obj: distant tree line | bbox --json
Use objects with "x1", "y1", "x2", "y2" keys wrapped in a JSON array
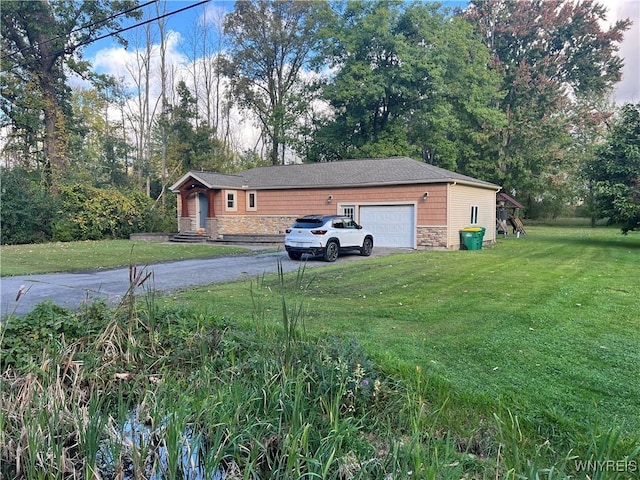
[{"x1": 1, "y1": 0, "x2": 637, "y2": 244}]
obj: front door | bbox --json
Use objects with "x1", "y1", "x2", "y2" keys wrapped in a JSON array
[{"x1": 197, "y1": 193, "x2": 208, "y2": 229}]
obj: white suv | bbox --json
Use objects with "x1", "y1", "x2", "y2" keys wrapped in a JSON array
[{"x1": 284, "y1": 215, "x2": 374, "y2": 262}]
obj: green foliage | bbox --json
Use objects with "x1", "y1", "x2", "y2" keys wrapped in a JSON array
[
  {"x1": 68, "y1": 86, "x2": 131, "y2": 188},
  {"x1": 0, "y1": 300, "x2": 107, "y2": 370},
  {"x1": 0, "y1": 0, "x2": 142, "y2": 186},
  {"x1": 177, "y1": 227, "x2": 640, "y2": 449},
  {"x1": 157, "y1": 80, "x2": 234, "y2": 174},
  {"x1": 2, "y1": 231, "x2": 639, "y2": 478},
  {"x1": 0, "y1": 168, "x2": 57, "y2": 244},
  {"x1": 224, "y1": 0, "x2": 327, "y2": 165},
  {"x1": 588, "y1": 103, "x2": 640, "y2": 233},
  {"x1": 309, "y1": 1, "x2": 505, "y2": 172},
  {"x1": 463, "y1": 0, "x2": 631, "y2": 212},
  {"x1": 52, "y1": 184, "x2": 155, "y2": 241}
]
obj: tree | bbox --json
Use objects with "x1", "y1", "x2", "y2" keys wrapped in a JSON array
[
  {"x1": 308, "y1": 0, "x2": 504, "y2": 172},
  {"x1": 68, "y1": 85, "x2": 130, "y2": 188},
  {"x1": 0, "y1": 0, "x2": 141, "y2": 187},
  {"x1": 587, "y1": 103, "x2": 640, "y2": 233},
  {"x1": 157, "y1": 80, "x2": 232, "y2": 175},
  {"x1": 223, "y1": 0, "x2": 327, "y2": 165},
  {"x1": 462, "y1": 0, "x2": 631, "y2": 212}
]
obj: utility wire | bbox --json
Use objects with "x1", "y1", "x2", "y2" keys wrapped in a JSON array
[
  {"x1": 68, "y1": 0, "x2": 210, "y2": 52},
  {"x1": 0, "y1": 0, "x2": 156, "y2": 62},
  {"x1": 1, "y1": 0, "x2": 211, "y2": 73}
]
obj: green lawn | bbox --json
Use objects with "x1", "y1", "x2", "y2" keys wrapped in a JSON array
[
  {"x1": 2, "y1": 227, "x2": 638, "y2": 459},
  {"x1": 0, "y1": 239, "x2": 256, "y2": 276},
  {"x1": 165, "y1": 226, "x2": 640, "y2": 448}
]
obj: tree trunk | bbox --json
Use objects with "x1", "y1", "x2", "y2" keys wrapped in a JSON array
[{"x1": 35, "y1": 4, "x2": 68, "y2": 188}]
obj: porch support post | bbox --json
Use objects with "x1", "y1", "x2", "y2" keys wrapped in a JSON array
[
  {"x1": 208, "y1": 190, "x2": 215, "y2": 217},
  {"x1": 180, "y1": 189, "x2": 189, "y2": 217}
]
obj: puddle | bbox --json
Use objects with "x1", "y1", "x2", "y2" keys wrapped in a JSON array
[{"x1": 98, "y1": 412, "x2": 224, "y2": 479}]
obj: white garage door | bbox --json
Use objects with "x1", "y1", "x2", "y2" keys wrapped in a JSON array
[{"x1": 359, "y1": 205, "x2": 415, "y2": 248}]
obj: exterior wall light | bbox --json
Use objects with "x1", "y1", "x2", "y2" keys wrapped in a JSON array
[
  {"x1": 327, "y1": 195, "x2": 333, "y2": 203},
  {"x1": 422, "y1": 192, "x2": 429, "y2": 200}
]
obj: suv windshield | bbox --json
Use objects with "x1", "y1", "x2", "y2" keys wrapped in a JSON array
[{"x1": 292, "y1": 218, "x2": 324, "y2": 228}]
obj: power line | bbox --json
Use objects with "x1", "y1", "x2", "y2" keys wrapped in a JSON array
[
  {"x1": 1, "y1": 0, "x2": 211, "y2": 73},
  {"x1": 68, "y1": 0, "x2": 211, "y2": 52}
]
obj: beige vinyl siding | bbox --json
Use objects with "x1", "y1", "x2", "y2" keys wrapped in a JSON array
[{"x1": 447, "y1": 184, "x2": 497, "y2": 248}]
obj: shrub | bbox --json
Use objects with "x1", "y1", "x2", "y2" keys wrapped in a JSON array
[
  {"x1": 0, "y1": 168, "x2": 57, "y2": 244},
  {"x1": 0, "y1": 300, "x2": 108, "y2": 371},
  {"x1": 53, "y1": 184, "x2": 155, "y2": 241}
]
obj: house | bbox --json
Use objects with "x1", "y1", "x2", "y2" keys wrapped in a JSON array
[{"x1": 169, "y1": 157, "x2": 501, "y2": 249}]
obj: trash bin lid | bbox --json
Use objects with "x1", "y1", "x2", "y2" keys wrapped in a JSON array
[{"x1": 460, "y1": 227, "x2": 483, "y2": 232}]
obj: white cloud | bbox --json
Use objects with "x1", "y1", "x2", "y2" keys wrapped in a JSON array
[
  {"x1": 200, "y1": 4, "x2": 228, "y2": 30},
  {"x1": 91, "y1": 30, "x2": 188, "y2": 86},
  {"x1": 600, "y1": 0, "x2": 640, "y2": 103}
]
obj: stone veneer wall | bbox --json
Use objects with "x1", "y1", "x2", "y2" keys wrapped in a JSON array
[
  {"x1": 179, "y1": 217, "x2": 194, "y2": 232},
  {"x1": 215, "y1": 215, "x2": 297, "y2": 238},
  {"x1": 416, "y1": 226, "x2": 448, "y2": 249},
  {"x1": 181, "y1": 217, "x2": 453, "y2": 249}
]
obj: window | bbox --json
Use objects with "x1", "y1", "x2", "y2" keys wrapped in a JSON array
[
  {"x1": 470, "y1": 205, "x2": 479, "y2": 225},
  {"x1": 341, "y1": 206, "x2": 355, "y2": 219},
  {"x1": 247, "y1": 191, "x2": 257, "y2": 211},
  {"x1": 225, "y1": 190, "x2": 237, "y2": 211},
  {"x1": 344, "y1": 218, "x2": 357, "y2": 229}
]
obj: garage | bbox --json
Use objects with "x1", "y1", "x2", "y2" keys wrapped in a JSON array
[{"x1": 359, "y1": 205, "x2": 415, "y2": 248}]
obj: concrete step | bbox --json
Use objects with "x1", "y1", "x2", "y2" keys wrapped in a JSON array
[{"x1": 170, "y1": 231, "x2": 210, "y2": 243}]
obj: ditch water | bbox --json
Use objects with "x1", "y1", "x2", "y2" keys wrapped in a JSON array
[{"x1": 97, "y1": 412, "x2": 224, "y2": 480}]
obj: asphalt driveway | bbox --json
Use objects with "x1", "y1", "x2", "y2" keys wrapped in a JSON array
[{"x1": 1, "y1": 248, "x2": 401, "y2": 317}]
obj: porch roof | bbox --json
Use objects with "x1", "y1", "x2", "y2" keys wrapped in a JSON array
[{"x1": 497, "y1": 192, "x2": 524, "y2": 209}]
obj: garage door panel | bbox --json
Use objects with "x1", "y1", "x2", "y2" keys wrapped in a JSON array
[{"x1": 360, "y1": 205, "x2": 414, "y2": 248}]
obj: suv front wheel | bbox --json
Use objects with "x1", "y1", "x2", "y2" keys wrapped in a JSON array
[
  {"x1": 360, "y1": 237, "x2": 373, "y2": 256},
  {"x1": 323, "y1": 240, "x2": 339, "y2": 262}
]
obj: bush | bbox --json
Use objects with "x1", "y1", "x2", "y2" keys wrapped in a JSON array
[
  {"x1": 53, "y1": 184, "x2": 156, "y2": 241},
  {"x1": 0, "y1": 168, "x2": 57, "y2": 244},
  {"x1": 1, "y1": 168, "x2": 175, "y2": 244},
  {"x1": 0, "y1": 300, "x2": 108, "y2": 371}
]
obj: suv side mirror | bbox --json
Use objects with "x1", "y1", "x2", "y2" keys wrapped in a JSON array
[{"x1": 356, "y1": 224, "x2": 362, "y2": 229}]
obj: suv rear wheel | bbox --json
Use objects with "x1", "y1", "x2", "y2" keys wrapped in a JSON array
[
  {"x1": 288, "y1": 251, "x2": 302, "y2": 260},
  {"x1": 323, "y1": 240, "x2": 339, "y2": 262}
]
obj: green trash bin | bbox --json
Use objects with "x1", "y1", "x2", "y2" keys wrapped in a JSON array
[{"x1": 460, "y1": 227, "x2": 486, "y2": 250}]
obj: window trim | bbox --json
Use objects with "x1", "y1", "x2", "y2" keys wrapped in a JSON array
[
  {"x1": 246, "y1": 191, "x2": 257, "y2": 211},
  {"x1": 225, "y1": 190, "x2": 237, "y2": 212}
]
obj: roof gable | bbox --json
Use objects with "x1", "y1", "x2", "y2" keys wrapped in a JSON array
[{"x1": 170, "y1": 157, "x2": 499, "y2": 191}]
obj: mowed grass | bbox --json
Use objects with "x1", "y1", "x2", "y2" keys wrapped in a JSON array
[
  {"x1": 0, "y1": 239, "x2": 255, "y2": 276},
  {"x1": 167, "y1": 226, "x2": 640, "y2": 450}
]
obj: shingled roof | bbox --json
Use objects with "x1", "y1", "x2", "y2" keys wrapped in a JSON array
[{"x1": 170, "y1": 157, "x2": 499, "y2": 191}]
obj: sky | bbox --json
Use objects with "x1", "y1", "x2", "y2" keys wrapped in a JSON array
[
  {"x1": 83, "y1": 0, "x2": 640, "y2": 105},
  {"x1": 604, "y1": 0, "x2": 640, "y2": 104}
]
